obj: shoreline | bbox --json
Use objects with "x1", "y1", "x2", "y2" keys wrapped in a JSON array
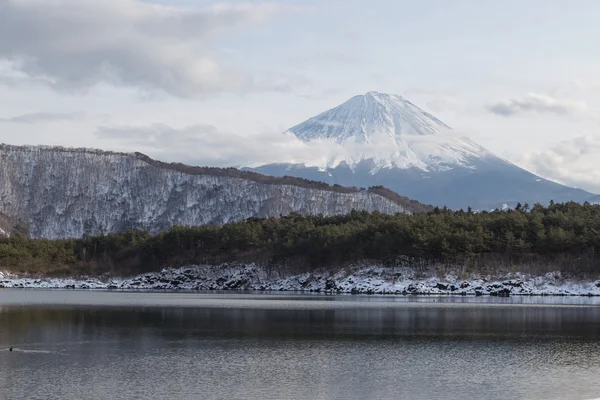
[{"x1": 2, "y1": 265, "x2": 600, "y2": 297}]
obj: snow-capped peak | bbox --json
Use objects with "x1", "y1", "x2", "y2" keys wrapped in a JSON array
[
  {"x1": 289, "y1": 91, "x2": 450, "y2": 144},
  {"x1": 285, "y1": 92, "x2": 494, "y2": 172}
]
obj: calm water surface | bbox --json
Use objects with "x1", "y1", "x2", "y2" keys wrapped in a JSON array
[{"x1": 1, "y1": 290, "x2": 600, "y2": 400}]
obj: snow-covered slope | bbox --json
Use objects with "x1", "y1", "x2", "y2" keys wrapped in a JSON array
[
  {"x1": 251, "y1": 92, "x2": 595, "y2": 209},
  {"x1": 288, "y1": 91, "x2": 492, "y2": 172},
  {"x1": 0, "y1": 144, "x2": 411, "y2": 239},
  {"x1": 291, "y1": 91, "x2": 449, "y2": 142}
]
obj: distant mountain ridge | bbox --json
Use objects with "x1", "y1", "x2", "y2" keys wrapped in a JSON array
[
  {"x1": 0, "y1": 143, "x2": 427, "y2": 239},
  {"x1": 249, "y1": 92, "x2": 596, "y2": 210},
  {"x1": 589, "y1": 195, "x2": 600, "y2": 205},
  {"x1": 132, "y1": 151, "x2": 431, "y2": 212}
]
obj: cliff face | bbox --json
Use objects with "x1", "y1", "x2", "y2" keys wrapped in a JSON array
[{"x1": 0, "y1": 144, "x2": 409, "y2": 239}]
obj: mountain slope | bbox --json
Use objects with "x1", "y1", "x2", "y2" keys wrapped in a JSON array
[
  {"x1": 250, "y1": 92, "x2": 595, "y2": 210},
  {"x1": 290, "y1": 91, "x2": 450, "y2": 142},
  {"x1": 288, "y1": 91, "x2": 492, "y2": 172},
  {"x1": 0, "y1": 144, "x2": 421, "y2": 239},
  {"x1": 589, "y1": 195, "x2": 600, "y2": 205}
]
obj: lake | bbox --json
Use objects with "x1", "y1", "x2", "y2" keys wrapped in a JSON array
[{"x1": 1, "y1": 290, "x2": 600, "y2": 400}]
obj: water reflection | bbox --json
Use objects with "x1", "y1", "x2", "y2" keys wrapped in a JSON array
[{"x1": 0, "y1": 292, "x2": 599, "y2": 400}]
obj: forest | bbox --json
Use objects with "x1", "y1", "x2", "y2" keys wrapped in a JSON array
[
  {"x1": 136, "y1": 153, "x2": 431, "y2": 212},
  {"x1": 0, "y1": 145, "x2": 430, "y2": 212},
  {"x1": 0, "y1": 201, "x2": 599, "y2": 277}
]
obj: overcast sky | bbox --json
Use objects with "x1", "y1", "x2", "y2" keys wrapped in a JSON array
[{"x1": 1, "y1": 0, "x2": 599, "y2": 193}]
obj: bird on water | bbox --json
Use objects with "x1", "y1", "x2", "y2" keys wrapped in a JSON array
[{"x1": 9, "y1": 346, "x2": 12, "y2": 352}]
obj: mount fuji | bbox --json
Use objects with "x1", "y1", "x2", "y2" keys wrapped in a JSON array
[{"x1": 249, "y1": 91, "x2": 595, "y2": 210}]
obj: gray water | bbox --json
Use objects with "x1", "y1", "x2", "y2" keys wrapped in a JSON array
[{"x1": 1, "y1": 291, "x2": 600, "y2": 400}]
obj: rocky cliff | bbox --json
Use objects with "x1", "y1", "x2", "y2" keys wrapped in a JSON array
[{"x1": 0, "y1": 144, "x2": 412, "y2": 239}]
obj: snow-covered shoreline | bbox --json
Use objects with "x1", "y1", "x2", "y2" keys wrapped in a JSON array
[{"x1": 2, "y1": 265, "x2": 600, "y2": 296}]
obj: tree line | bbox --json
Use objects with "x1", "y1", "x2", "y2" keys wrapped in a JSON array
[{"x1": 1, "y1": 201, "x2": 599, "y2": 277}]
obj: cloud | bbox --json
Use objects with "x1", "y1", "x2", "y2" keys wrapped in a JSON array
[
  {"x1": 0, "y1": 111, "x2": 85, "y2": 124},
  {"x1": 0, "y1": 0, "x2": 292, "y2": 97},
  {"x1": 96, "y1": 123, "x2": 339, "y2": 167},
  {"x1": 96, "y1": 121, "x2": 473, "y2": 172},
  {"x1": 486, "y1": 93, "x2": 590, "y2": 117},
  {"x1": 515, "y1": 134, "x2": 600, "y2": 194}
]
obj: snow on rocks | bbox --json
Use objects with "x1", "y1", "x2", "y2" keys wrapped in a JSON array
[
  {"x1": 2, "y1": 265, "x2": 600, "y2": 296},
  {"x1": 0, "y1": 144, "x2": 408, "y2": 240}
]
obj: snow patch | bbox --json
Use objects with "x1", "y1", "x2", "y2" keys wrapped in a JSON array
[{"x1": 2, "y1": 265, "x2": 600, "y2": 296}]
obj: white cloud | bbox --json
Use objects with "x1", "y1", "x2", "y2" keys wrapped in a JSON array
[
  {"x1": 486, "y1": 93, "x2": 590, "y2": 118},
  {"x1": 515, "y1": 134, "x2": 600, "y2": 194},
  {"x1": 0, "y1": 111, "x2": 85, "y2": 124},
  {"x1": 0, "y1": 0, "x2": 292, "y2": 97},
  {"x1": 95, "y1": 121, "x2": 480, "y2": 172},
  {"x1": 96, "y1": 123, "x2": 344, "y2": 167}
]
